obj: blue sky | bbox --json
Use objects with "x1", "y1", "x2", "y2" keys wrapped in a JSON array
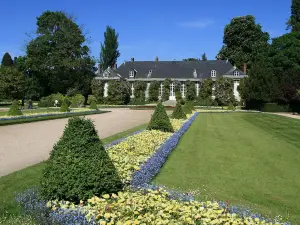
[{"x1": 0, "y1": 0, "x2": 290, "y2": 64}]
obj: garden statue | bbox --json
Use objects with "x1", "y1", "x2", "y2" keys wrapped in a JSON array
[{"x1": 54, "y1": 99, "x2": 58, "y2": 107}]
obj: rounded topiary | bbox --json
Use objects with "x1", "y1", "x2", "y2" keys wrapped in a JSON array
[
  {"x1": 183, "y1": 102, "x2": 193, "y2": 114},
  {"x1": 7, "y1": 101, "x2": 23, "y2": 116},
  {"x1": 147, "y1": 102, "x2": 174, "y2": 132},
  {"x1": 40, "y1": 117, "x2": 123, "y2": 203},
  {"x1": 172, "y1": 102, "x2": 187, "y2": 119},
  {"x1": 228, "y1": 102, "x2": 235, "y2": 110},
  {"x1": 60, "y1": 99, "x2": 70, "y2": 112},
  {"x1": 90, "y1": 100, "x2": 98, "y2": 110}
]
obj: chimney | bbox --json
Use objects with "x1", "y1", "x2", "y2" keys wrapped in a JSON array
[
  {"x1": 114, "y1": 63, "x2": 117, "y2": 69},
  {"x1": 131, "y1": 57, "x2": 134, "y2": 62},
  {"x1": 243, "y1": 63, "x2": 247, "y2": 74},
  {"x1": 155, "y1": 56, "x2": 159, "y2": 62}
]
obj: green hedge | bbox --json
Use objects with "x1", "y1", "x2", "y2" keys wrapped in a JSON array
[{"x1": 262, "y1": 103, "x2": 290, "y2": 112}]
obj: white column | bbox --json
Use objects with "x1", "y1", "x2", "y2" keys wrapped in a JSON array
[
  {"x1": 145, "y1": 82, "x2": 151, "y2": 100},
  {"x1": 196, "y1": 83, "x2": 199, "y2": 97},
  {"x1": 234, "y1": 80, "x2": 240, "y2": 101},
  {"x1": 104, "y1": 82, "x2": 108, "y2": 97},
  {"x1": 159, "y1": 83, "x2": 163, "y2": 100},
  {"x1": 169, "y1": 83, "x2": 175, "y2": 100},
  {"x1": 181, "y1": 83, "x2": 185, "y2": 98},
  {"x1": 212, "y1": 82, "x2": 215, "y2": 99},
  {"x1": 131, "y1": 83, "x2": 135, "y2": 98}
]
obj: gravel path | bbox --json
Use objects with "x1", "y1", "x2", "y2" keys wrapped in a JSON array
[
  {"x1": 0, "y1": 108, "x2": 153, "y2": 177},
  {"x1": 270, "y1": 112, "x2": 300, "y2": 120}
]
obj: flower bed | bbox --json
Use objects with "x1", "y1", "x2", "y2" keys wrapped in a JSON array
[
  {"x1": 17, "y1": 112, "x2": 289, "y2": 225},
  {"x1": 0, "y1": 108, "x2": 99, "y2": 121}
]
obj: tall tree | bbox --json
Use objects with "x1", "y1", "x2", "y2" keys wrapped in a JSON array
[
  {"x1": 268, "y1": 32, "x2": 300, "y2": 112},
  {"x1": 0, "y1": 67, "x2": 25, "y2": 100},
  {"x1": 218, "y1": 15, "x2": 270, "y2": 69},
  {"x1": 1, "y1": 52, "x2": 14, "y2": 67},
  {"x1": 201, "y1": 53, "x2": 207, "y2": 61},
  {"x1": 288, "y1": 0, "x2": 300, "y2": 32},
  {"x1": 100, "y1": 26, "x2": 120, "y2": 70},
  {"x1": 26, "y1": 11, "x2": 95, "y2": 96}
]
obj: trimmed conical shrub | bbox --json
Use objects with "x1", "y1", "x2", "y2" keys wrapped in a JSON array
[
  {"x1": 172, "y1": 102, "x2": 187, "y2": 119},
  {"x1": 40, "y1": 117, "x2": 123, "y2": 203},
  {"x1": 183, "y1": 102, "x2": 193, "y2": 114},
  {"x1": 147, "y1": 102, "x2": 174, "y2": 132},
  {"x1": 90, "y1": 100, "x2": 98, "y2": 110},
  {"x1": 60, "y1": 98, "x2": 70, "y2": 112},
  {"x1": 7, "y1": 101, "x2": 22, "y2": 116}
]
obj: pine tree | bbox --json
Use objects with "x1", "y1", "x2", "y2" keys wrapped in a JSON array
[
  {"x1": 90, "y1": 100, "x2": 98, "y2": 110},
  {"x1": 40, "y1": 117, "x2": 123, "y2": 202},
  {"x1": 1, "y1": 52, "x2": 14, "y2": 67},
  {"x1": 100, "y1": 26, "x2": 120, "y2": 70},
  {"x1": 60, "y1": 99, "x2": 70, "y2": 112},
  {"x1": 172, "y1": 102, "x2": 186, "y2": 119},
  {"x1": 7, "y1": 101, "x2": 22, "y2": 116},
  {"x1": 201, "y1": 53, "x2": 207, "y2": 61},
  {"x1": 147, "y1": 102, "x2": 174, "y2": 132},
  {"x1": 289, "y1": 0, "x2": 300, "y2": 32}
]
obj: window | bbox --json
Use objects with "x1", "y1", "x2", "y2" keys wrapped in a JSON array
[
  {"x1": 159, "y1": 83, "x2": 163, "y2": 97},
  {"x1": 147, "y1": 69, "x2": 152, "y2": 78},
  {"x1": 211, "y1": 70, "x2": 216, "y2": 77},
  {"x1": 180, "y1": 84, "x2": 185, "y2": 97},
  {"x1": 193, "y1": 69, "x2": 197, "y2": 78},
  {"x1": 103, "y1": 71, "x2": 109, "y2": 78},
  {"x1": 129, "y1": 70, "x2": 134, "y2": 78},
  {"x1": 234, "y1": 71, "x2": 239, "y2": 76}
]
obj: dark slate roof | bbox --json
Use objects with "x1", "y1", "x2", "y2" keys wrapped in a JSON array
[
  {"x1": 115, "y1": 60, "x2": 242, "y2": 79},
  {"x1": 224, "y1": 67, "x2": 246, "y2": 76}
]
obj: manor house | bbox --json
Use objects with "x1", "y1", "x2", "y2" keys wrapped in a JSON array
[{"x1": 95, "y1": 57, "x2": 247, "y2": 101}]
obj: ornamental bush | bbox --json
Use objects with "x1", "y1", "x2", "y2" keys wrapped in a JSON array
[
  {"x1": 70, "y1": 94, "x2": 85, "y2": 108},
  {"x1": 228, "y1": 102, "x2": 235, "y2": 110},
  {"x1": 183, "y1": 101, "x2": 193, "y2": 114},
  {"x1": 89, "y1": 100, "x2": 98, "y2": 110},
  {"x1": 7, "y1": 101, "x2": 22, "y2": 116},
  {"x1": 87, "y1": 95, "x2": 97, "y2": 105},
  {"x1": 60, "y1": 99, "x2": 70, "y2": 112},
  {"x1": 147, "y1": 102, "x2": 174, "y2": 132},
  {"x1": 172, "y1": 102, "x2": 186, "y2": 119},
  {"x1": 40, "y1": 117, "x2": 123, "y2": 203}
]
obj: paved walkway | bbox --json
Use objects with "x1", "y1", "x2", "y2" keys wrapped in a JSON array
[
  {"x1": 270, "y1": 112, "x2": 300, "y2": 120},
  {"x1": 0, "y1": 108, "x2": 153, "y2": 177}
]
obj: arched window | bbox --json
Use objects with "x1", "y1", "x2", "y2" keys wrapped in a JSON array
[
  {"x1": 211, "y1": 70, "x2": 216, "y2": 77},
  {"x1": 234, "y1": 71, "x2": 239, "y2": 76}
]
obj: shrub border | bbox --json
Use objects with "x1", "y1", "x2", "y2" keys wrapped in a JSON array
[{"x1": 0, "y1": 110, "x2": 109, "y2": 126}]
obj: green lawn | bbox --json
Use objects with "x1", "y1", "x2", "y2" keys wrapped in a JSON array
[
  {"x1": 153, "y1": 113, "x2": 300, "y2": 224},
  {"x1": 0, "y1": 123, "x2": 147, "y2": 223}
]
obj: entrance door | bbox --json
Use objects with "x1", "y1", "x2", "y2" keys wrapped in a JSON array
[{"x1": 169, "y1": 83, "x2": 175, "y2": 100}]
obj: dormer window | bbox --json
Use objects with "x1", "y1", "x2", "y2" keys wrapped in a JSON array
[
  {"x1": 103, "y1": 71, "x2": 109, "y2": 78},
  {"x1": 234, "y1": 71, "x2": 239, "y2": 76},
  {"x1": 147, "y1": 69, "x2": 152, "y2": 78},
  {"x1": 129, "y1": 70, "x2": 134, "y2": 78},
  {"x1": 211, "y1": 70, "x2": 216, "y2": 77},
  {"x1": 193, "y1": 69, "x2": 197, "y2": 78}
]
